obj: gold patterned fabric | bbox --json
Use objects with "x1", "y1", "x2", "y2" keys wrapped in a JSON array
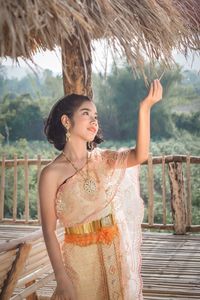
[{"x1": 52, "y1": 147, "x2": 144, "y2": 300}]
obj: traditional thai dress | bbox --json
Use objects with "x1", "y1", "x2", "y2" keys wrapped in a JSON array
[{"x1": 51, "y1": 147, "x2": 144, "y2": 300}]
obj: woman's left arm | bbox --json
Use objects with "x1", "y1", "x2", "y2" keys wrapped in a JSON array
[{"x1": 127, "y1": 79, "x2": 163, "y2": 167}]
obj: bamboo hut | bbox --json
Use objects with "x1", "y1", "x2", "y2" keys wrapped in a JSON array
[
  {"x1": 0, "y1": 1, "x2": 200, "y2": 299},
  {"x1": 0, "y1": 0, "x2": 200, "y2": 97}
]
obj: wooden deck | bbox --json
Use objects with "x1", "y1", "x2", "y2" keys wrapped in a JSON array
[{"x1": 0, "y1": 225, "x2": 200, "y2": 300}]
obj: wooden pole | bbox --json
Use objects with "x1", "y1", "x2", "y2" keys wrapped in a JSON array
[
  {"x1": 25, "y1": 280, "x2": 38, "y2": 300},
  {"x1": 0, "y1": 243, "x2": 32, "y2": 300},
  {"x1": 24, "y1": 154, "x2": 29, "y2": 223},
  {"x1": 186, "y1": 154, "x2": 192, "y2": 227},
  {"x1": 0, "y1": 154, "x2": 6, "y2": 220},
  {"x1": 11, "y1": 273, "x2": 55, "y2": 300},
  {"x1": 36, "y1": 154, "x2": 41, "y2": 224},
  {"x1": 168, "y1": 162, "x2": 187, "y2": 234},
  {"x1": 162, "y1": 155, "x2": 167, "y2": 225},
  {"x1": 13, "y1": 154, "x2": 18, "y2": 221},
  {"x1": 147, "y1": 153, "x2": 154, "y2": 226},
  {"x1": 61, "y1": 33, "x2": 93, "y2": 98}
]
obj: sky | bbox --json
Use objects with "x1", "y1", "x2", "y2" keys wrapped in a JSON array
[{"x1": 1, "y1": 41, "x2": 200, "y2": 79}]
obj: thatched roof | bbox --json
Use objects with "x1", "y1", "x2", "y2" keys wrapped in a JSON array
[{"x1": 0, "y1": 0, "x2": 200, "y2": 71}]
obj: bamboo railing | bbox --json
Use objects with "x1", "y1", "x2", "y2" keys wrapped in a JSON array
[
  {"x1": 143, "y1": 154, "x2": 200, "y2": 233},
  {"x1": 0, "y1": 153, "x2": 200, "y2": 233},
  {"x1": 0, "y1": 225, "x2": 63, "y2": 300},
  {"x1": 0, "y1": 153, "x2": 200, "y2": 299}
]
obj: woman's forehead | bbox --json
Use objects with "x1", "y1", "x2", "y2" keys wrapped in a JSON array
[{"x1": 78, "y1": 101, "x2": 97, "y2": 113}]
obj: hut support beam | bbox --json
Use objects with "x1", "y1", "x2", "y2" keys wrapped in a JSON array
[
  {"x1": 168, "y1": 162, "x2": 187, "y2": 234},
  {"x1": 0, "y1": 243, "x2": 32, "y2": 300},
  {"x1": 61, "y1": 35, "x2": 92, "y2": 98}
]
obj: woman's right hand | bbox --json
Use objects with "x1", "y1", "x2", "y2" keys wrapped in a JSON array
[{"x1": 52, "y1": 279, "x2": 77, "y2": 300}]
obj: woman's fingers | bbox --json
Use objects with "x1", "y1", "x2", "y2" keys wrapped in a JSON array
[
  {"x1": 153, "y1": 79, "x2": 162, "y2": 101},
  {"x1": 142, "y1": 78, "x2": 163, "y2": 108},
  {"x1": 148, "y1": 82, "x2": 154, "y2": 98}
]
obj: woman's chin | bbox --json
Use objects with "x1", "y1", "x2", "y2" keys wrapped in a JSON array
[{"x1": 85, "y1": 136, "x2": 95, "y2": 142}]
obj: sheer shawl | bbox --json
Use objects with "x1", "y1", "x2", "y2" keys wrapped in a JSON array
[{"x1": 98, "y1": 147, "x2": 144, "y2": 299}]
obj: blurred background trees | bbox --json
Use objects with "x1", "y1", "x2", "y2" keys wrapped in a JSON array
[{"x1": 0, "y1": 63, "x2": 199, "y2": 223}]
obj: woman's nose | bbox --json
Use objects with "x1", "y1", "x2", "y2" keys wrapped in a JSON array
[{"x1": 90, "y1": 117, "x2": 97, "y2": 123}]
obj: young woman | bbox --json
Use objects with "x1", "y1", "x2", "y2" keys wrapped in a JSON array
[{"x1": 38, "y1": 79, "x2": 162, "y2": 300}]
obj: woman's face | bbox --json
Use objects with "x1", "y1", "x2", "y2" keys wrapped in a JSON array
[{"x1": 69, "y1": 100, "x2": 99, "y2": 142}]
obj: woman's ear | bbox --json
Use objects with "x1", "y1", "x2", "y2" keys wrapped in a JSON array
[{"x1": 60, "y1": 114, "x2": 71, "y2": 128}]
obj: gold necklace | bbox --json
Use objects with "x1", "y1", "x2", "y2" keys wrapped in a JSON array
[{"x1": 62, "y1": 151, "x2": 97, "y2": 194}]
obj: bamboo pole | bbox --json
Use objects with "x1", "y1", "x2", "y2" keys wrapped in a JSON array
[
  {"x1": 0, "y1": 219, "x2": 39, "y2": 225},
  {"x1": 162, "y1": 155, "x2": 167, "y2": 225},
  {"x1": 25, "y1": 280, "x2": 38, "y2": 300},
  {"x1": 0, "y1": 159, "x2": 51, "y2": 168},
  {"x1": 13, "y1": 154, "x2": 18, "y2": 222},
  {"x1": 36, "y1": 155, "x2": 41, "y2": 224},
  {"x1": 11, "y1": 272, "x2": 55, "y2": 300},
  {"x1": 16, "y1": 264, "x2": 53, "y2": 288},
  {"x1": 186, "y1": 154, "x2": 192, "y2": 227},
  {"x1": 24, "y1": 154, "x2": 29, "y2": 223},
  {"x1": 22, "y1": 255, "x2": 51, "y2": 275},
  {"x1": 1, "y1": 155, "x2": 200, "y2": 169},
  {"x1": 0, "y1": 154, "x2": 6, "y2": 220},
  {"x1": 0, "y1": 263, "x2": 15, "y2": 278},
  {"x1": 145, "y1": 155, "x2": 200, "y2": 164},
  {"x1": 0, "y1": 249, "x2": 16, "y2": 261},
  {"x1": 0, "y1": 243, "x2": 32, "y2": 300},
  {"x1": 147, "y1": 153, "x2": 154, "y2": 226},
  {"x1": 0, "y1": 230, "x2": 42, "y2": 253},
  {"x1": 0, "y1": 227, "x2": 64, "y2": 252}
]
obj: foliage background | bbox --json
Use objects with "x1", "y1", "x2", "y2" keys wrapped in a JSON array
[{"x1": 0, "y1": 64, "x2": 199, "y2": 227}]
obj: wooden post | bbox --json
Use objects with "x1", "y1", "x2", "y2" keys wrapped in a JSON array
[
  {"x1": 61, "y1": 33, "x2": 93, "y2": 98},
  {"x1": 0, "y1": 154, "x2": 6, "y2": 220},
  {"x1": 37, "y1": 155, "x2": 41, "y2": 224},
  {"x1": 186, "y1": 154, "x2": 192, "y2": 227},
  {"x1": 24, "y1": 154, "x2": 29, "y2": 223},
  {"x1": 25, "y1": 280, "x2": 38, "y2": 300},
  {"x1": 147, "y1": 153, "x2": 154, "y2": 226},
  {"x1": 161, "y1": 155, "x2": 167, "y2": 225},
  {"x1": 0, "y1": 243, "x2": 32, "y2": 300},
  {"x1": 13, "y1": 154, "x2": 18, "y2": 221},
  {"x1": 168, "y1": 161, "x2": 187, "y2": 234}
]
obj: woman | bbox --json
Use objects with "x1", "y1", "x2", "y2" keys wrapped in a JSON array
[{"x1": 38, "y1": 79, "x2": 162, "y2": 300}]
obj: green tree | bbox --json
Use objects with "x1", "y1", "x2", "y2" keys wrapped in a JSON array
[
  {"x1": 0, "y1": 94, "x2": 44, "y2": 142},
  {"x1": 94, "y1": 63, "x2": 182, "y2": 140}
]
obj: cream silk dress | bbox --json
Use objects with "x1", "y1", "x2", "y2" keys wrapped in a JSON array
[{"x1": 51, "y1": 147, "x2": 144, "y2": 300}]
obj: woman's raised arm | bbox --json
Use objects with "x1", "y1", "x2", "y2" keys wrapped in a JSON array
[{"x1": 127, "y1": 79, "x2": 163, "y2": 167}]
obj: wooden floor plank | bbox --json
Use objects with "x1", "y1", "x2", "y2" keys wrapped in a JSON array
[{"x1": 0, "y1": 225, "x2": 200, "y2": 299}]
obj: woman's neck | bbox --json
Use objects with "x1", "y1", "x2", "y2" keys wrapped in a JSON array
[{"x1": 62, "y1": 138, "x2": 88, "y2": 162}]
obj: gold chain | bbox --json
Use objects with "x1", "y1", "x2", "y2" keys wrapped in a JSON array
[
  {"x1": 62, "y1": 151, "x2": 89, "y2": 180},
  {"x1": 61, "y1": 151, "x2": 97, "y2": 194}
]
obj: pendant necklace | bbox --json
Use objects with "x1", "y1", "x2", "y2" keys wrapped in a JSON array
[{"x1": 62, "y1": 151, "x2": 97, "y2": 194}]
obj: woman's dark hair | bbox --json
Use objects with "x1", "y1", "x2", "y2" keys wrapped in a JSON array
[{"x1": 44, "y1": 94, "x2": 104, "y2": 151}]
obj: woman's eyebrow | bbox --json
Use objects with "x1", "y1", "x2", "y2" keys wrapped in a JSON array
[{"x1": 79, "y1": 108, "x2": 98, "y2": 115}]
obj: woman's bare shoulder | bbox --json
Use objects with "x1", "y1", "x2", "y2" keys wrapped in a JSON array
[{"x1": 40, "y1": 156, "x2": 66, "y2": 180}]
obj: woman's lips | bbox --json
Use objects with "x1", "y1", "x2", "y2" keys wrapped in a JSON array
[{"x1": 87, "y1": 128, "x2": 96, "y2": 133}]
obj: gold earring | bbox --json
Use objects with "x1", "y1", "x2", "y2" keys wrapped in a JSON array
[{"x1": 65, "y1": 125, "x2": 71, "y2": 142}]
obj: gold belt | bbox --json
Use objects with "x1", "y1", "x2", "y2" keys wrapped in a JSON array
[{"x1": 65, "y1": 214, "x2": 115, "y2": 235}]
